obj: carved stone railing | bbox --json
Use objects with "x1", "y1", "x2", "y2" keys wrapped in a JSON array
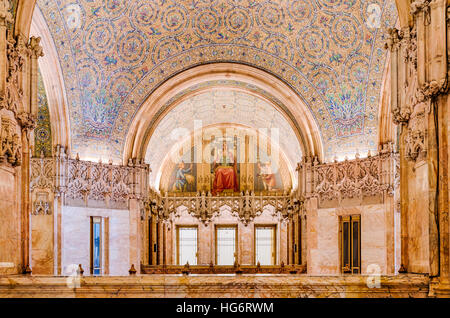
[
  {"x1": 30, "y1": 146, "x2": 150, "y2": 209},
  {"x1": 297, "y1": 144, "x2": 398, "y2": 203},
  {"x1": 141, "y1": 263, "x2": 306, "y2": 275},
  {"x1": 147, "y1": 189, "x2": 302, "y2": 225}
]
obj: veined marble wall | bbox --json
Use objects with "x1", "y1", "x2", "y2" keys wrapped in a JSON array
[
  {"x1": 61, "y1": 206, "x2": 130, "y2": 276},
  {"x1": 0, "y1": 165, "x2": 21, "y2": 275},
  {"x1": 31, "y1": 214, "x2": 53, "y2": 274},
  {"x1": 405, "y1": 161, "x2": 430, "y2": 273},
  {"x1": 166, "y1": 205, "x2": 288, "y2": 266},
  {"x1": 307, "y1": 203, "x2": 398, "y2": 275}
]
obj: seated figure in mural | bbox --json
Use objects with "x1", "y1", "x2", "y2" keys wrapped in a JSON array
[
  {"x1": 212, "y1": 142, "x2": 239, "y2": 195},
  {"x1": 257, "y1": 161, "x2": 276, "y2": 191},
  {"x1": 173, "y1": 161, "x2": 195, "y2": 192}
]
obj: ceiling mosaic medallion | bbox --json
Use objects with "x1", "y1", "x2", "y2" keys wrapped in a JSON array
[{"x1": 36, "y1": 0, "x2": 398, "y2": 162}]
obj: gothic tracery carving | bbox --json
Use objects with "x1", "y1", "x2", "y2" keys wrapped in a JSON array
[
  {"x1": 153, "y1": 189, "x2": 296, "y2": 225},
  {"x1": 388, "y1": 0, "x2": 450, "y2": 164},
  {"x1": 386, "y1": 22, "x2": 431, "y2": 162},
  {"x1": 298, "y1": 150, "x2": 397, "y2": 203},
  {"x1": 30, "y1": 153, "x2": 150, "y2": 207},
  {"x1": 30, "y1": 153, "x2": 53, "y2": 191},
  {"x1": 0, "y1": 116, "x2": 21, "y2": 166},
  {"x1": 64, "y1": 157, "x2": 148, "y2": 204}
]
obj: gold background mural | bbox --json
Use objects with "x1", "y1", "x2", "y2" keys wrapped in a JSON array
[{"x1": 160, "y1": 126, "x2": 291, "y2": 195}]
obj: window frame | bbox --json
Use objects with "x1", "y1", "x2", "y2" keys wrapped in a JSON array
[
  {"x1": 90, "y1": 216, "x2": 102, "y2": 276},
  {"x1": 214, "y1": 224, "x2": 238, "y2": 265},
  {"x1": 254, "y1": 224, "x2": 277, "y2": 265},
  {"x1": 176, "y1": 225, "x2": 199, "y2": 266},
  {"x1": 339, "y1": 215, "x2": 361, "y2": 274}
]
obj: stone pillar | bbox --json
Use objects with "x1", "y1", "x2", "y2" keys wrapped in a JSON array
[
  {"x1": 18, "y1": 113, "x2": 35, "y2": 272},
  {"x1": 141, "y1": 205, "x2": 149, "y2": 266},
  {"x1": 293, "y1": 214, "x2": 300, "y2": 265},
  {"x1": 128, "y1": 198, "x2": 141, "y2": 274},
  {"x1": 54, "y1": 145, "x2": 67, "y2": 275},
  {"x1": 157, "y1": 220, "x2": 164, "y2": 265},
  {"x1": 305, "y1": 197, "x2": 318, "y2": 275},
  {"x1": 287, "y1": 219, "x2": 293, "y2": 265},
  {"x1": 301, "y1": 213, "x2": 307, "y2": 266},
  {"x1": 387, "y1": 1, "x2": 449, "y2": 295},
  {"x1": 0, "y1": 1, "x2": 43, "y2": 274},
  {"x1": 239, "y1": 222, "x2": 253, "y2": 265},
  {"x1": 0, "y1": 0, "x2": 12, "y2": 99},
  {"x1": 30, "y1": 155, "x2": 54, "y2": 275},
  {"x1": 150, "y1": 214, "x2": 157, "y2": 265}
]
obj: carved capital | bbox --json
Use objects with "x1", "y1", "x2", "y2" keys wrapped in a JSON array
[
  {"x1": 392, "y1": 106, "x2": 411, "y2": 125},
  {"x1": 419, "y1": 80, "x2": 446, "y2": 100},
  {"x1": 32, "y1": 200, "x2": 52, "y2": 216},
  {"x1": 27, "y1": 36, "x2": 44, "y2": 59},
  {"x1": 17, "y1": 112, "x2": 36, "y2": 131},
  {"x1": 0, "y1": 115, "x2": 21, "y2": 166},
  {"x1": 400, "y1": 27, "x2": 417, "y2": 67},
  {"x1": 6, "y1": 37, "x2": 25, "y2": 87},
  {"x1": 411, "y1": 0, "x2": 431, "y2": 15},
  {"x1": 405, "y1": 101, "x2": 428, "y2": 161},
  {"x1": 385, "y1": 28, "x2": 403, "y2": 52}
]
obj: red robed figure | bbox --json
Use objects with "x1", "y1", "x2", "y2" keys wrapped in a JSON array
[{"x1": 212, "y1": 143, "x2": 239, "y2": 195}]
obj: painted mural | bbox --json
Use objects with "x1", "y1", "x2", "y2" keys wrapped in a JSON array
[
  {"x1": 255, "y1": 160, "x2": 282, "y2": 192},
  {"x1": 146, "y1": 89, "x2": 301, "y2": 188},
  {"x1": 163, "y1": 127, "x2": 287, "y2": 195},
  {"x1": 169, "y1": 149, "x2": 197, "y2": 193}
]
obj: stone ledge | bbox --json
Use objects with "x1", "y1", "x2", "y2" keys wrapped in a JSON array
[{"x1": 0, "y1": 274, "x2": 431, "y2": 298}]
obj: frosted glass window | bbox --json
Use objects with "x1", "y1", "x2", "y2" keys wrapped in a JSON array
[
  {"x1": 178, "y1": 227, "x2": 197, "y2": 265},
  {"x1": 255, "y1": 226, "x2": 276, "y2": 265},
  {"x1": 216, "y1": 227, "x2": 236, "y2": 265}
]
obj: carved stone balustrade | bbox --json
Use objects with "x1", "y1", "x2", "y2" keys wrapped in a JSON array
[
  {"x1": 297, "y1": 147, "x2": 398, "y2": 205},
  {"x1": 148, "y1": 189, "x2": 302, "y2": 225},
  {"x1": 30, "y1": 147, "x2": 150, "y2": 209},
  {"x1": 141, "y1": 264, "x2": 306, "y2": 275}
]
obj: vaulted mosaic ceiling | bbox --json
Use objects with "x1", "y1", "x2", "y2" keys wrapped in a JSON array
[{"x1": 36, "y1": 0, "x2": 398, "y2": 162}]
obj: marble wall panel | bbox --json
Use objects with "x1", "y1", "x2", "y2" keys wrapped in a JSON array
[
  {"x1": 308, "y1": 208, "x2": 339, "y2": 275},
  {"x1": 307, "y1": 203, "x2": 393, "y2": 275},
  {"x1": 31, "y1": 215, "x2": 53, "y2": 274},
  {"x1": 0, "y1": 167, "x2": 21, "y2": 274},
  {"x1": 407, "y1": 162, "x2": 430, "y2": 273},
  {"x1": 61, "y1": 206, "x2": 130, "y2": 276}
]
